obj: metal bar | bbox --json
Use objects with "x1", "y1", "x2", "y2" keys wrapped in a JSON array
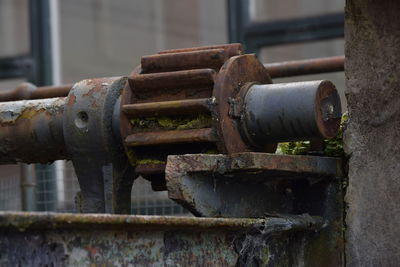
[
  {"x1": 0, "y1": 83, "x2": 72, "y2": 102},
  {"x1": 123, "y1": 98, "x2": 210, "y2": 117},
  {"x1": 227, "y1": 0, "x2": 344, "y2": 54},
  {"x1": 29, "y1": 0, "x2": 53, "y2": 85},
  {"x1": 227, "y1": 0, "x2": 250, "y2": 43},
  {"x1": 129, "y1": 69, "x2": 216, "y2": 91},
  {"x1": 125, "y1": 128, "x2": 217, "y2": 146},
  {"x1": 141, "y1": 49, "x2": 229, "y2": 73},
  {"x1": 245, "y1": 13, "x2": 344, "y2": 53},
  {"x1": 0, "y1": 211, "x2": 265, "y2": 230},
  {"x1": 30, "y1": 84, "x2": 72, "y2": 99},
  {"x1": 264, "y1": 56, "x2": 344, "y2": 78},
  {"x1": 244, "y1": 13, "x2": 344, "y2": 52}
]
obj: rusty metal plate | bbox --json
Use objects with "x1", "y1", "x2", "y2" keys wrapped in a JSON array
[
  {"x1": 166, "y1": 153, "x2": 343, "y2": 218},
  {"x1": 0, "y1": 212, "x2": 327, "y2": 266}
]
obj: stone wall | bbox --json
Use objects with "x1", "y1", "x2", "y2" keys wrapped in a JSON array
[{"x1": 345, "y1": 1, "x2": 400, "y2": 265}]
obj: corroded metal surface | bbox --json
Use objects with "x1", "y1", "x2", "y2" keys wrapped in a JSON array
[
  {"x1": 165, "y1": 152, "x2": 344, "y2": 265},
  {"x1": 165, "y1": 153, "x2": 341, "y2": 217},
  {"x1": 120, "y1": 44, "x2": 243, "y2": 188},
  {"x1": 264, "y1": 56, "x2": 344, "y2": 78},
  {"x1": 122, "y1": 98, "x2": 211, "y2": 117},
  {"x1": 125, "y1": 128, "x2": 217, "y2": 147},
  {"x1": 213, "y1": 54, "x2": 275, "y2": 153},
  {"x1": 164, "y1": 152, "x2": 343, "y2": 211},
  {"x1": 63, "y1": 77, "x2": 135, "y2": 214},
  {"x1": 166, "y1": 152, "x2": 342, "y2": 217},
  {"x1": 0, "y1": 212, "x2": 327, "y2": 266},
  {"x1": 0, "y1": 97, "x2": 67, "y2": 163},
  {"x1": 240, "y1": 81, "x2": 342, "y2": 145}
]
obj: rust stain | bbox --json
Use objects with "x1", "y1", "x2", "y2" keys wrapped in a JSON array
[
  {"x1": 67, "y1": 94, "x2": 76, "y2": 106},
  {"x1": 83, "y1": 86, "x2": 102, "y2": 97}
]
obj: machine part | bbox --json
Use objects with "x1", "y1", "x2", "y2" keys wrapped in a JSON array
[
  {"x1": 213, "y1": 54, "x2": 274, "y2": 153},
  {"x1": 239, "y1": 80, "x2": 342, "y2": 146},
  {"x1": 264, "y1": 56, "x2": 344, "y2": 78},
  {"x1": 165, "y1": 152, "x2": 344, "y2": 265},
  {"x1": 0, "y1": 82, "x2": 71, "y2": 102},
  {"x1": 0, "y1": 212, "x2": 328, "y2": 266},
  {"x1": 0, "y1": 43, "x2": 343, "y2": 215},
  {"x1": 63, "y1": 77, "x2": 135, "y2": 213},
  {"x1": 166, "y1": 152, "x2": 343, "y2": 217},
  {"x1": 0, "y1": 97, "x2": 67, "y2": 163},
  {"x1": 120, "y1": 44, "x2": 342, "y2": 188},
  {"x1": 119, "y1": 43, "x2": 246, "y2": 185}
]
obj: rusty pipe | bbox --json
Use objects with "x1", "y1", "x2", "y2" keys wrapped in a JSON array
[
  {"x1": 264, "y1": 56, "x2": 344, "y2": 78},
  {"x1": 0, "y1": 97, "x2": 68, "y2": 164},
  {"x1": 0, "y1": 82, "x2": 72, "y2": 102}
]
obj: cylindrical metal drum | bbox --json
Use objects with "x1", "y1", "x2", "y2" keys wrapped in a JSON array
[{"x1": 240, "y1": 80, "x2": 341, "y2": 147}]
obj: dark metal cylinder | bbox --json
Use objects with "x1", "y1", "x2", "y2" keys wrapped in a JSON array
[
  {"x1": 240, "y1": 80, "x2": 341, "y2": 147},
  {"x1": 0, "y1": 97, "x2": 68, "y2": 164}
]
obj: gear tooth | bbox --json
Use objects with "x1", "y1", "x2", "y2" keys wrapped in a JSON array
[
  {"x1": 125, "y1": 128, "x2": 217, "y2": 147},
  {"x1": 141, "y1": 48, "x2": 228, "y2": 73},
  {"x1": 122, "y1": 98, "x2": 210, "y2": 117},
  {"x1": 128, "y1": 69, "x2": 215, "y2": 92}
]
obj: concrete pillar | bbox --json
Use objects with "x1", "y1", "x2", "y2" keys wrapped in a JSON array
[{"x1": 345, "y1": 1, "x2": 400, "y2": 265}]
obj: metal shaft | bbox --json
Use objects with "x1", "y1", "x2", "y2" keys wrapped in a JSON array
[
  {"x1": 264, "y1": 56, "x2": 344, "y2": 78},
  {"x1": 0, "y1": 82, "x2": 72, "y2": 102},
  {"x1": 239, "y1": 80, "x2": 341, "y2": 146},
  {"x1": 0, "y1": 97, "x2": 67, "y2": 163}
]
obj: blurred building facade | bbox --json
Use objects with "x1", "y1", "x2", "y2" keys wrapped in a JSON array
[{"x1": 0, "y1": 0, "x2": 344, "y2": 214}]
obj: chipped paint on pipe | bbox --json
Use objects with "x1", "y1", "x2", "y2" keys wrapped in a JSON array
[{"x1": 0, "y1": 97, "x2": 68, "y2": 164}]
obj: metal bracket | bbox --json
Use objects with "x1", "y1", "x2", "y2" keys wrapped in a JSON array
[
  {"x1": 166, "y1": 152, "x2": 342, "y2": 217},
  {"x1": 63, "y1": 77, "x2": 136, "y2": 213}
]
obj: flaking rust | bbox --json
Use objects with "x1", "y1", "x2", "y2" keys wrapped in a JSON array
[{"x1": 0, "y1": 212, "x2": 325, "y2": 266}]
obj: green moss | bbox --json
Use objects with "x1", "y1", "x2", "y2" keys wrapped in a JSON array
[
  {"x1": 130, "y1": 114, "x2": 212, "y2": 132},
  {"x1": 157, "y1": 117, "x2": 187, "y2": 128},
  {"x1": 277, "y1": 113, "x2": 348, "y2": 157},
  {"x1": 324, "y1": 112, "x2": 348, "y2": 157},
  {"x1": 136, "y1": 159, "x2": 166, "y2": 165},
  {"x1": 277, "y1": 141, "x2": 311, "y2": 155},
  {"x1": 205, "y1": 149, "x2": 219, "y2": 154},
  {"x1": 176, "y1": 114, "x2": 212, "y2": 130}
]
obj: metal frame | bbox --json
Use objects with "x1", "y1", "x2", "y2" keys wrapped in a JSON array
[
  {"x1": 0, "y1": 0, "x2": 53, "y2": 85},
  {"x1": 227, "y1": 0, "x2": 344, "y2": 53}
]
